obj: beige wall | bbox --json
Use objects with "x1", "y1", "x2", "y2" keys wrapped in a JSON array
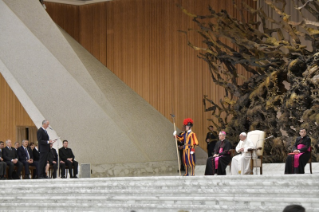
[
  {"x1": 0, "y1": 73, "x2": 36, "y2": 143},
  {"x1": 46, "y1": 0, "x2": 254, "y2": 150}
]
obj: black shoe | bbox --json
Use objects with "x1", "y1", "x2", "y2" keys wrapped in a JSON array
[
  {"x1": 72, "y1": 176, "x2": 78, "y2": 178},
  {"x1": 61, "y1": 176, "x2": 66, "y2": 178},
  {"x1": 24, "y1": 176, "x2": 30, "y2": 179}
]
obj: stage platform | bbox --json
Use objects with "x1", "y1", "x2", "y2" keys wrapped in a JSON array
[
  {"x1": 0, "y1": 163, "x2": 317, "y2": 212},
  {"x1": 195, "y1": 162, "x2": 319, "y2": 176}
]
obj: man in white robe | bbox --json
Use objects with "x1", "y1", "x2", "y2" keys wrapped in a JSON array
[{"x1": 231, "y1": 132, "x2": 256, "y2": 175}]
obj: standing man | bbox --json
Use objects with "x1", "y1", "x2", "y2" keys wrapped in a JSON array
[
  {"x1": 285, "y1": 128, "x2": 311, "y2": 174},
  {"x1": 37, "y1": 120, "x2": 55, "y2": 179},
  {"x1": 59, "y1": 140, "x2": 78, "y2": 178},
  {"x1": 0, "y1": 141, "x2": 7, "y2": 179},
  {"x1": 17, "y1": 140, "x2": 38, "y2": 179},
  {"x1": 174, "y1": 118, "x2": 199, "y2": 176},
  {"x1": 206, "y1": 125, "x2": 218, "y2": 157},
  {"x1": 3, "y1": 139, "x2": 23, "y2": 179}
]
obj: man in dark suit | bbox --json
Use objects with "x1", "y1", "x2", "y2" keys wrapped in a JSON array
[
  {"x1": 3, "y1": 139, "x2": 23, "y2": 179},
  {"x1": 17, "y1": 140, "x2": 39, "y2": 179},
  {"x1": 37, "y1": 120, "x2": 55, "y2": 179},
  {"x1": 59, "y1": 140, "x2": 78, "y2": 178},
  {"x1": 48, "y1": 143, "x2": 58, "y2": 178},
  {"x1": 0, "y1": 141, "x2": 7, "y2": 179}
]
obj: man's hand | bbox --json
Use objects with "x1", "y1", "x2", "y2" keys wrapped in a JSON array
[
  {"x1": 67, "y1": 158, "x2": 73, "y2": 162},
  {"x1": 0, "y1": 157, "x2": 3, "y2": 161},
  {"x1": 60, "y1": 161, "x2": 65, "y2": 164},
  {"x1": 53, "y1": 161, "x2": 56, "y2": 164},
  {"x1": 27, "y1": 159, "x2": 33, "y2": 164},
  {"x1": 206, "y1": 139, "x2": 209, "y2": 143},
  {"x1": 293, "y1": 150, "x2": 300, "y2": 153},
  {"x1": 239, "y1": 148, "x2": 244, "y2": 152},
  {"x1": 213, "y1": 154, "x2": 218, "y2": 157},
  {"x1": 12, "y1": 159, "x2": 18, "y2": 164}
]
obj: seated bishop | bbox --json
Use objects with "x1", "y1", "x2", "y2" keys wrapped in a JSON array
[
  {"x1": 205, "y1": 131, "x2": 232, "y2": 175},
  {"x1": 285, "y1": 128, "x2": 311, "y2": 174}
]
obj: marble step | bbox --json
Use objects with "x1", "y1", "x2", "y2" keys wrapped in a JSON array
[
  {"x1": 0, "y1": 196, "x2": 318, "y2": 207},
  {"x1": 1, "y1": 202, "x2": 317, "y2": 212},
  {"x1": 1, "y1": 188, "x2": 318, "y2": 198},
  {"x1": 1, "y1": 175, "x2": 318, "y2": 185}
]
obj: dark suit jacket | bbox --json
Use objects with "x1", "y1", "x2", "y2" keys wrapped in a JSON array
[
  {"x1": 0, "y1": 149, "x2": 3, "y2": 159},
  {"x1": 17, "y1": 146, "x2": 33, "y2": 162},
  {"x1": 59, "y1": 147, "x2": 75, "y2": 161},
  {"x1": 37, "y1": 127, "x2": 50, "y2": 153},
  {"x1": 33, "y1": 148, "x2": 40, "y2": 161},
  {"x1": 3, "y1": 147, "x2": 18, "y2": 162},
  {"x1": 48, "y1": 148, "x2": 58, "y2": 163}
]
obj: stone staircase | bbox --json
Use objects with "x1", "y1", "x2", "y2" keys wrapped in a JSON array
[{"x1": 0, "y1": 175, "x2": 318, "y2": 212}]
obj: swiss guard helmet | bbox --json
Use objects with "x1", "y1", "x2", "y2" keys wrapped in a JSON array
[{"x1": 183, "y1": 118, "x2": 194, "y2": 127}]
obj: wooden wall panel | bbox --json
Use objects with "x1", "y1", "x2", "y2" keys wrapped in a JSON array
[
  {"x1": 45, "y1": 0, "x2": 255, "y2": 151},
  {"x1": 0, "y1": 74, "x2": 35, "y2": 144}
]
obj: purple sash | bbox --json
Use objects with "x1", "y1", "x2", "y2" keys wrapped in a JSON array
[
  {"x1": 214, "y1": 148, "x2": 223, "y2": 168},
  {"x1": 293, "y1": 144, "x2": 310, "y2": 168}
]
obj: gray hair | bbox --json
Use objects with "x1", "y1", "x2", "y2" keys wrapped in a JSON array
[
  {"x1": 5, "y1": 139, "x2": 11, "y2": 144},
  {"x1": 22, "y1": 140, "x2": 28, "y2": 145},
  {"x1": 42, "y1": 120, "x2": 48, "y2": 125}
]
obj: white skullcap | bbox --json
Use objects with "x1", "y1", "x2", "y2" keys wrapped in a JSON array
[{"x1": 240, "y1": 132, "x2": 247, "y2": 137}]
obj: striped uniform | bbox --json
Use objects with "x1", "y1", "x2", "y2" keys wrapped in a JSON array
[{"x1": 177, "y1": 130, "x2": 199, "y2": 176}]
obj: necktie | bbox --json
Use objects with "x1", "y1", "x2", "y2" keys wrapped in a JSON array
[{"x1": 25, "y1": 148, "x2": 30, "y2": 160}]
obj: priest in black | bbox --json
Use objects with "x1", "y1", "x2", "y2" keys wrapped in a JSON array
[
  {"x1": 285, "y1": 128, "x2": 311, "y2": 174},
  {"x1": 206, "y1": 125, "x2": 218, "y2": 157},
  {"x1": 37, "y1": 120, "x2": 55, "y2": 179},
  {"x1": 59, "y1": 140, "x2": 78, "y2": 178},
  {"x1": 205, "y1": 131, "x2": 232, "y2": 175},
  {"x1": 3, "y1": 139, "x2": 23, "y2": 179},
  {"x1": 48, "y1": 143, "x2": 58, "y2": 178}
]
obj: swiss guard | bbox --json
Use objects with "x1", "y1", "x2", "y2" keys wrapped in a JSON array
[{"x1": 174, "y1": 118, "x2": 199, "y2": 176}]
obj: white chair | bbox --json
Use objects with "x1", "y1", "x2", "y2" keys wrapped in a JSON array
[{"x1": 247, "y1": 130, "x2": 265, "y2": 175}]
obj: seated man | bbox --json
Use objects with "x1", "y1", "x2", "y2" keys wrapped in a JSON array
[
  {"x1": 231, "y1": 132, "x2": 255, "y2": 175},
  {"x1": 0, "y1": 141, "x2": 7, "y2": 179},
  {"x1": 30, "y1": 142, "x2": 40, "y2": 162},
  {"x1": 205, "y1": 131, "x2": 232, "y2": 175},
  {"x1": 59, "y1": 140, "x2": 78, "y2": 178},
  {"x1": 3, "y1": 139, "x2": 23, "y2": 179},
  {"x1": 48, "y1": 143, "x2": 58, "y2": 178},
  {"x1": 285, "y1": 128, "x2": 311, "y2": 174},
  {"x1": 14, "y1": 142, "x2": 20, "y2": 151},
  {"x1": 17, "y1": 140, "x2": 38, "y2": 179}
]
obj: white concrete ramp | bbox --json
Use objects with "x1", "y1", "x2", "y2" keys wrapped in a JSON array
[{"x1": 0, "y1": 0, "x2": 178, "y2": 177}]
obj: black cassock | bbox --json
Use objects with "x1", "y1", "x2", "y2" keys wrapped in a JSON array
[
  {"x1": 206, "y1": 131, "x2": 218, "y2": 157},
  {"x1": 285, "y1": 135, "x2": 311, "y2": 174},
  {"x1": 205, "y1": 139, "x2": 231, "y2": 175}
]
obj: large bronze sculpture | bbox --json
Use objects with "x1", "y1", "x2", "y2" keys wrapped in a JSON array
[{"x1": 181, "y1": 0, "x2": 319, "y2": 162}]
